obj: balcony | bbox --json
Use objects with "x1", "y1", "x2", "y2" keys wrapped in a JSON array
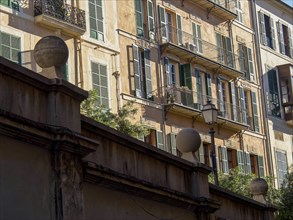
[
  {"x1": 158, "y1": 25, "x2": 242, "y2": 79},
  {"x1": 190, "y1": 0, "x2": 237, "y2": 21},
  {"x1": 165, "y1": 85, "x2": 249, "y2": 131},
  {"x1": 34, "y1": 0, "x2": 86, "y2": 37}
]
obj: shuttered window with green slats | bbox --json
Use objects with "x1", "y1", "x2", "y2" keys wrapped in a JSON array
[{"x1": 0, "y1": 31, "x2": 21, "y2": 63}]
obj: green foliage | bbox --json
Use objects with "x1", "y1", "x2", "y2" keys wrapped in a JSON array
[
  {"x1": 81, "y1": 89, "x2": 149, "y2": 139},
  {"x1": 277, "y1": 166, "x2": 293, "y2": 220}
]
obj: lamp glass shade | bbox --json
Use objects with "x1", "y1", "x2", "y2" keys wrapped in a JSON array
[{"x1": 202, "y1": 102, "x2": 218, "y2": 124}]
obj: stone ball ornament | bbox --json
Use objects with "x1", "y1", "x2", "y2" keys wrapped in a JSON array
[
  {"x1": 176, "y1": 128, "x2": 202, "y2": 153},
  {"x1": 250, "y1": 178, "x2": 268, "y2": 196},
  {"x1": 34, "y1": 36, "x2": 69, "y2": 68}
]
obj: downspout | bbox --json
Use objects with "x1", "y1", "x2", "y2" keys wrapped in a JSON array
[{"x1": 251, "y1": 0, "x2": 274, "y2": 178}]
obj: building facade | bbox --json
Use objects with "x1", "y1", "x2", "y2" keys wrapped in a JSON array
[
  {"x1": 253, "y1": 0, "x2": 293, "y2": 188},
  {"x1": 0, "y1": 0, "x2": 292, "y2": 186}
]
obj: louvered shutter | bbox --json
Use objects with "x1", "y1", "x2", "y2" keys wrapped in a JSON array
[
  {"x1": 156, "y1": 130, "x2": 164, "y2": 150},
  {"x1": 277, "y1": 22, "x2": 285, "y2": 54},
  {"x1": 288, "y1": 27, "x2": 293, "y2": 58},
  {"x1": 144, "y1": 50, "x2": 153, "y2": 99},
  {"x1": 258, "y1": 12, "x2": 266, "y2": 45},
  {"x1": 205, "y1": 73, "x2": 212, "y2": 101},
  {"x1": 147, "y1": 0, "x2": 155, "y2": 40},
  {"x1": 225, "y1": 37, "x2": 234, "y2": 68},
  {"x1": 158, "y1": 6, "x2": 167, "y2": 42},
  {"x1": 164, "y1": 57, "x2": 171, "y2": 86},
  {"x1": 170, "y1": 133, "x2": 177, "y2": 155},
  {"x1": 237, "y1": 150, "x2": 244, "y2": 172},
  {"x1": 247, "y1": 48, "x2": 254, "y2": 81},
  {"x1": 221, "y1": 147, "x2": 229, "y2": 174},
  {"x1": 216, "y1": 33, "x2": 224, "y2": 64},
  {"x1": 251, "y1": 92, "x2": 259, "y2": 132},
  {"x1": 229, "y1": 81, "x2": 238, "y2": 121},
  {"x1": 176, "y1": 14, "x2": 183, "y2": 45},
  {"x1": 245, "y1": 152, "x2": 251, "y2": 174},
  {"x1": 100, "y1": 65, "x2": 109, "y2": 108},
  {"x1": 239, "y1": 86, "x2": 247, "y2": 124},
  {"x1": 238, "y1": 44, "x2": 245, "y2": 73},
  {"x1": 257, "y1": 156, "x2": 264, "y2": 177},
  {"x1": 0, "y1": 0, "x2": 9, "y2": 6},
  {"x1": 199, "y1": 142, "x2": 205, "y2": 164},
  {"x1": 133, "y1": 44, "x2": 141, "y2": 97},
  {"x1": 217, "y1": 77, "x2": 224, "y2": 115},
  {"x1": 135, "y1": 0, "x2": 144, "y2": 37},
  {"x1": 195, "y1": 69, "x2": 202, "y2": 107},
  {"x1": 270, "y1": 18, "x2": 276, "y2": 50}
]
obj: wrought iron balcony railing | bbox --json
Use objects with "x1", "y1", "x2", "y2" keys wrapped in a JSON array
[
  {"x1": 155, "y1": 25, "x2": 242, "y2": 74},
  {"x1": 34, "y1": 0, "x2": 86, "y2": 30},
  {"x1": 166, "y1": 85, "x2": 247, "y2": 125}
]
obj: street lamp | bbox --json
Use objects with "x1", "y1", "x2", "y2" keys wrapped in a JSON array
[{"x1": 202, "y1": 100, "x2": 219, "y2": 185}]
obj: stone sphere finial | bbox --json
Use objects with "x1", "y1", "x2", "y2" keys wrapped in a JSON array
[
  {"x1": 33, "y1": 36, "x2": 68, "y2": 78},
  {"x1": 250, "y1": 178, "x2": 268, "y2": 204},
  {"x1": 176, "y1": 128, "x2": 201, "y2": 153}
]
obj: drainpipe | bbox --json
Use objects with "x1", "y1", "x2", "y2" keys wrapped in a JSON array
[{"x1": 251, "y1": 0, "x2": 274, "y2": 178}]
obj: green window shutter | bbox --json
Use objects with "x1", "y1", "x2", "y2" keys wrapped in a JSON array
[
  {"x1": 0, "y1": 31, "x2": 21, "y2": 64},
  {"x1": 199, "y1": 142, "x2": 205, "y2": 164},
  {"x1": 257, "y1": 156, "x2": 264, "y2": 177},
  {"x1": 0, "y1": 0, "x2": 9, "y2": 7},
  {"x1": 221, "y1": 147, "x2": 229, "y2": 174},
  {"x1": 176, "y1": 14, "x2": 183, "y2": 45},
  {"x1": 170, "y1": 133, "x2": 177, "y2": 156},
  {"x1": 270, "y1": 17, "x2": 276, "y2": 50},
  {"x1": 156, "y1": 130, "x2": 164, "y2": 150},
  {"x1": 277, "y1": 22, "x2": 285, "y2": 54},
  {"x1": 89, "y1": 0, "x2": 104, "y2": 41},
  {"x1": 245, "y1": 152, "x2": 251, "y2": 174},
  {"x1": 276, "y1": 151, "x2": 288, "y2": 187},
  {"x1": 179, "y1": 64, "x2": 192, "y2": 106},
  {"x1": 237, "y1": 150, "x2": 245, "y2": 173},
  {"x1": 205, "y1": 73, "x2": 212, "y2": 99},
  {"x1": 158, "y1": 5, "x2": 167, "y2": 41},
  {"x1": 258, "y1": 12, "x2": 266, "y2": 46},
  {"x1": 135, "y1": 0, "x2": 144, "y2": 37},
  {"x1": 61, "y1": 62, "x2": 68, "y2": 81},
  {"x1": 238, "y1": 44, "x2": 245, "y2": 74},
  {"x1": 225, "y1": 37, "x2": 234, "y2": 68},
  {"x1": 239, "y1": 86, "x2": 247, "y2": 124},
  {"x1": 268, "y1": 69, "x2": 281, "y2": 117},
  {"x1": 144, "y1": 50, "x2": 153, "y2": 99},
  {"x1": 247, "y1": 48, "x2": 254, "y2": 81},
  {"x1": 184, "y1": 64, "x2": 192, "y2": 89},
  {"x1": 251, "y1": 92, "x2": 259, "y2": 132},
  {"x1": 195, "y1": 69, "x2": 202, "y2": 108},
  {"x1": 164, "y1": 57, "x2": 171, "y2": 86},
  {"x1": 147, "y1": 0, "x2": 154, "y2": 39},
  {"x1": 91, "y1": 62, "x2": 109, "y2": 108},
  {"x1": 133, "y1": 44, "x2": 142, "y2": 97},
  {"x1": 216, "y1": 33, "x2": 224, "y2": 64},
  {"x1": 217, "y1": 77, "x2": 225, "y2": 114},
  {"x1": 192, "y1": 23, "x2": 202, "y2": 53},
  {"x1": 288, "y1": 27, "x2": 293, "y2": 58},
  {"x1": 229, "y1": 81, "x2": 238, "y2": 122}
]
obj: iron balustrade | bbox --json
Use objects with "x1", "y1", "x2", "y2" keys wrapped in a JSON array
[
  {"x1": 34, "y1": 0, "x2": 86, "y2": 30},
  {"x1": 154, "y1": 25, "x2": 243, "y2": 73},
  {"x1": 166, "y1": 85, "x2": 247, "y2": 125}
]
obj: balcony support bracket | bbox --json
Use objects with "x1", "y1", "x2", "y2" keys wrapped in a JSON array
[
  {"x1": 207, "y1": 5, "x2": 216, "y2": 19},
  {"x1": 164, "y1": 104, "x2": 174, "y2": 121},
  {"x1": 192, "y1": 115, "x2": 201, "y2": 128}
]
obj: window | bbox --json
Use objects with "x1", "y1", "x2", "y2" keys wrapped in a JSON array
[
  {"x1": 234, "y1": 0, "x2": 243, "y2": 23},
  {"x1": 194, "y1": 69, "x2": 211, "y2": 109},
  {"x1": 258, "y1": 12, "x2": 276, "y2": 49},
  {"x1": 0, "y1": 31, "x2": 21, "y2": 63},
  {"x1": 220, "y1": 147, "x2": 237, "y2": 174},
  {"x1": 238, "y1": 44, "x2": 255, "y2": 81},
  {"x1": 229, "y1": 81, "x2": 238, "y2": 122},
  {"x1": 217, "y1": 77, "x2": 229, "y2": 118},
  {"x1": 179, "y1": 64, "x2": 193, "y2": 107},
  {"x1": 250, "y1": 154, "x2": 264, "y2": 177},
  {"x1": 146, "y1": 129, "x2": 164, "y2": 150},
  {"x1": 135, "y1": 0, "x2": 155, "y2": 40},
  {"x1": 169, "y1": 133, "x2": 177, "y2": 155},
  {"x1": 91, "y1": 61, "x2": 109, "y2": 108},
  {"x1": 276, "y1": 22, "x2": 293, "y2": 57},
  {"x1": 89, "y1": 0, "x2": 104, "y2": 41},
  {"x1": 133, "y1": 44, "x2": 153, "y2": 100},
  {"x1": 237, "y1": 151, "x2": 252, "y2": 174},
  {"x1": 267, "y1": 68, "x2": 281, "y2": 117},
  {"x1": 0, "y1": 0, "x2": 19, "y2": 11},
  {"x1": 216, "y1": 33, "x2": 234, "y2": 68},
  {"x1": 276, "y1": 151, "x2": 288, "y2": 187},
  {"x1": 199, "y1": 142, "x2": 211, "y2": 166},
  {"x1": 192, "y1": 23, "x2": 202, "y2": 53}
]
